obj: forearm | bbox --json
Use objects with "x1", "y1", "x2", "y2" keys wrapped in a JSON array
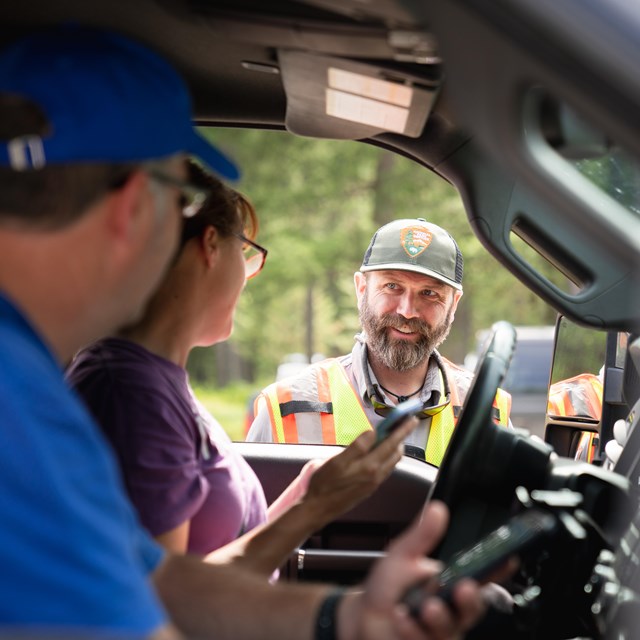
[
  {"x1": 205, "y1": 497, "x2": 325, "y2": 576},
  {"x1": 154, "y1": 553, "x2": 333, "y2": 640},
  {"x1": 153, "y1": 501, "x2": 492, "y2": 640},
  {"x1": 221, "y1": 427, "x2": 411, "y2": 575}
]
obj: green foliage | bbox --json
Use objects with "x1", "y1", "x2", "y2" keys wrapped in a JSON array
[
  {"x1": 192, "y1": 127, "x2": 557, "y2": 423},
  {"x1": 574, "y1": 150, "x2": 640, "y2": 213},
  {"x1": 192, "y1": 382, "x2": 257, "y2": 442}
]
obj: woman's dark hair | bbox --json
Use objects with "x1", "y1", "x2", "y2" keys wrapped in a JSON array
[{"x1": 180, "y1": 160, "x2": 258, "y2": 249}]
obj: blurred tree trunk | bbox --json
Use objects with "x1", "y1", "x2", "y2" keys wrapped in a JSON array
[
  {"x1": 371, "y1": 151, "x2": 396, "y2": 226},
  {"x1": 447, "y1": 300, "x2": 473, "y2": 365},
  {"x1": 305, "y1": 281, "x2": 314, "y2": 362},
  {"x1": 187, "y1": 343, "x2": 246, "y2": 387},
  {"x1": 186, "y1": 346, "x2": 215, "y2": 385},
  {"x1": 215, "y1": 341, "x2": 244, "y2": 386}
]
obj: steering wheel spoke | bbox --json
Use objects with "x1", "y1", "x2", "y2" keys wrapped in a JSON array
[{"x1": 428, "y1": 321, "x2": 517, "y2": 559}]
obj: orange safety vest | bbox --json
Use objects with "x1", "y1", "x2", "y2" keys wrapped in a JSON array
[
  {"x1": 547, "y1": 373, "x2": 603, "y2": 420},
  {"x1": 256, "y1": 357, "x2": 511, "y2": 467}
]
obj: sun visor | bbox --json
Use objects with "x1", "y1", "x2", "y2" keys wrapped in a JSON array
[
  {"x1": 291, "y1": 0, "x2": 417, "y2": 25},
  {"x1": 278, "y1": 49, "x2": 439, "y2": 139}
]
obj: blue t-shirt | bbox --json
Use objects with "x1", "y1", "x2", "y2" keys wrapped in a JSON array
[{"x1": 0, "y1": 294, "x2": 167, "y2": 636}]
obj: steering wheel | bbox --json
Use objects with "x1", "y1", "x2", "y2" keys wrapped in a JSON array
[{"x1": 428, "y1": 321, "x2": 517, "y2": 557}]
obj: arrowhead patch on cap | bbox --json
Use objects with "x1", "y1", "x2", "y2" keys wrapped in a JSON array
[{"x1": 401, "y1": 226, "x2": 433, "y2": 258}]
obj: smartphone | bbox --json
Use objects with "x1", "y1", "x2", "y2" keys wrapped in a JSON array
[
  {"x1": 374, "y1": 397, "x2": 423, "y2": 445},
  {"x1": 401, "y1": 508, "x2": 558, "y2": 615}
]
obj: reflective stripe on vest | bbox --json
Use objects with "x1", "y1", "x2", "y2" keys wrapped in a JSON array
[
  {"x1": 264, "y1": 359, "x2": 367, "y2": 444},
  {"x1": 261, "y1": 358, "x2": 510, "y2": 466}
]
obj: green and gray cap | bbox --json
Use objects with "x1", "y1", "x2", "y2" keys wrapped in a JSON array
[{"x1": 360, "y1": 218, "x2": 463, "y2": 291}]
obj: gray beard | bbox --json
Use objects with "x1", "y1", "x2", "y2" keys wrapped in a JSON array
[{"x1": 360, "y1": 296, "x2": 453, "y2": 372}]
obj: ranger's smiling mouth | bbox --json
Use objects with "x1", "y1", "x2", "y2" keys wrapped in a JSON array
[{"x1": 391, "y1": 326, "x2": 416, "y2": 336}]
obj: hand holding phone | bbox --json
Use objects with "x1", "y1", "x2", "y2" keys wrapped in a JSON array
[
  {"x1": 401, "y1": 508, "x2": 557, "y2": 615},
  {"x1": 374, "y1": 398, "x2": 423, "y2": 445}
]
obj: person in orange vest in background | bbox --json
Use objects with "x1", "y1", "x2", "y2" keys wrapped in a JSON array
[
  {"x1": 547, "y1": 371, "x2": 604, "y2": 463},
  {"x1": 247, "y1": 218, "x2": 512, "y2": 466}
]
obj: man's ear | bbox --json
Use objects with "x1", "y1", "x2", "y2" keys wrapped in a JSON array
[
  {"x1": 449, "y1": 289, "x2": 463, "y2": 323},
  {"x1": 354, "y1": 271, "x2": 367, "y2": 308},
  {"x1": 104, "y1": 170, "x2": 151, "y2": 242}
]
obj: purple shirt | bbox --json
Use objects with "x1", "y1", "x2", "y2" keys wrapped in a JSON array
[{"x1": 66, "y1": 338, "x2": 268, "y2": 555}]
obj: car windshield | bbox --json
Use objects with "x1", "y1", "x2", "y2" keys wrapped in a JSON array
[{"x1": 188, "y1": 128, "x2": 559, "y2": 440}]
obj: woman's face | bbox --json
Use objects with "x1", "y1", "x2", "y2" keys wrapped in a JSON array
[{"x1": 200, "y1": 230, "x2": 247, "y2": 346}]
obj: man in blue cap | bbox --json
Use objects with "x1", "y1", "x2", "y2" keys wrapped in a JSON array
[{"x1": 0, "y1": 25, "x2": 492, "y2": 640}]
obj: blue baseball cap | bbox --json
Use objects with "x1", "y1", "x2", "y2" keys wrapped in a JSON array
[{"x1": 0, "y1": 25, "x2": 240, "y2": 180}]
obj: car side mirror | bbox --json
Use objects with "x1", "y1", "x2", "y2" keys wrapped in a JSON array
[{"x1": 544, "y1": 316, "x2": 607, "y2": 458}]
